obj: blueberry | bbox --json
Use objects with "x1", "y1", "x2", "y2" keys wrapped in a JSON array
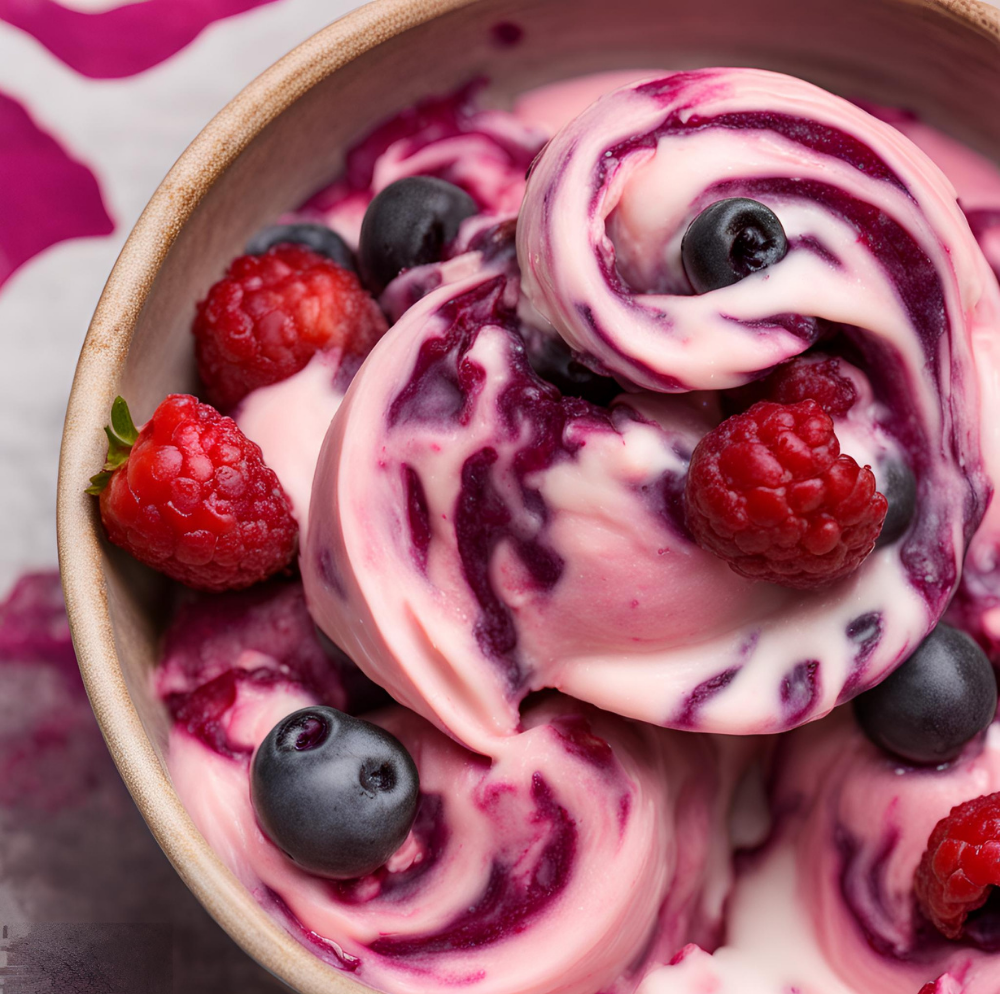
[
  {"x1": 251, "y1": 705, "x2": 419, "y2": 878},
  {"x1": 681, "y1": 198, "x2": 788, "y2": 293},
  {"x1": 525, "y1": 334, "x2": 621, "y2": 407},
  {"x1": 853, "y1": 623, "x2": 997, "y2": 765},
  {"x1": 359, "y1": 177, "x2": 478, "y2": 293},
  {"x1": 247, "y1": 222, "x2": 356, "y2": 271},
  {"x1": 875, "y1": 458, "x2": 917, "y2": 548},
  {"x1": 469, "y1": 217, "x2": 518, "y2": 264}
]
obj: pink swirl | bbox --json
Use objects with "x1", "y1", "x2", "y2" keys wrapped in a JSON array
[
  {"x1": 750, "y1": 711, "x2": 1000, "y2": 993},
  {"x1": 168, "y1": 689, "x2": 728, "y2": 994},
  {"x1": 301, "y1": 82, "x2": 544, "y2": 248},
  {"x1": 303, "y1": 69, "x2": 998, "y2": 746}
]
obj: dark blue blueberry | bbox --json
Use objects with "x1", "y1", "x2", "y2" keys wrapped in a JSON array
[
  {"x1": 468, "y1": 217, "x2": 518, "y2": 264},
  {"x1": 251, "y1": 705, "x2": 419, "y2": 878},
  {"x1": 681, "y1": 198, "x2": 788, "y2": 293},
  {"x1": 524, "y1": 334, "x2": 621, "y2": 407},
  {"x1": 247, "y1": 222, "x2": 356, "y2": 271},
  {"x1": 874, "y1": 458, "x2": 917, "y2": 548},
  {"x1": 359, "y1": 177, "x2": 478, "y2": 293},
  {"x1": 853, "y1": 623, "x2": 997, "y2": 765},
  {"x1": 964, "y1": 889, "x2": 1000, "y2": 951}
]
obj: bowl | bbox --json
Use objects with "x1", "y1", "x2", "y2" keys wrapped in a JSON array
[{"x1": 57, "y1": 0, "x2": 1000, "y2": 990}]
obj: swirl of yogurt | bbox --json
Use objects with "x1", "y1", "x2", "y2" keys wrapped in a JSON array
[
  {"x1": 729, "y1": 709, "x2": 1000, "y2": 994},
  {"x1": 301, "y1": 82, "x2": 545, "y2": 246},
  {"x1": 167, "y1": 680, "x2": 729, "y2": 994},
  {"x1": 517, "y1": 68, "x2": 992, "y2": 393},
  {"x1": 630, "y1": 710, "x2": 1000, "y2": 994},
  {"x1": 517, "y1": 67, "x2": 995, "y2": 612},
  {"x1": 302, "y1": 68, "x2": 998, "y2": 748},
  {"x1": 636, "y1": 946, "x2": 791, "y2": 994},
  {"x1": 304, "y1": 291, "x2": 974, "y2": 748}
]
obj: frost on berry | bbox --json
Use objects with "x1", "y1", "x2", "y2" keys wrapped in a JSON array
[{"x1": 684, "y1": 399, "x2": 887, "y2": 589}]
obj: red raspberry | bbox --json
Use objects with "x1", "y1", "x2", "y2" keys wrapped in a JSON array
[
  {"x1": 684, "y1": 399, "x2": 887, "y2": 588},
  {"x1": 762, "y1": 354, "x2": 857, "y2": 416},
  {"x1": 915, "y1": 792, "x2": 1000, "y2": 940},
  {"x1": 193, "y1": 245, "x2": 387, "y2": 410},
  {"x1": 728, "y1": 354, "x2": 857, "y2": 418},
  {"x1": 87, "y1": 395, "x2": 296, "y2": 591}
]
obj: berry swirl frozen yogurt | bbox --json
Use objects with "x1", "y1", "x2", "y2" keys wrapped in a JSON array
[
  {"x1": 160, "y1": 582, "x2": 733, "y2": 994},
  {"x1": 303, "y1": 67, "x2": 998, "y2": 749},
  {"x1": 81, "y1": 59, "x2": 1000, "y2": 994},
  {"x1": 654, "y1": 705, "x2": 1000, "y2": 994}
]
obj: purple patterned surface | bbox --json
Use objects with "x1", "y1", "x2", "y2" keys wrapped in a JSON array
[
  {"x1": 0, "y1": 0, "x2": 280, "y2": 78},
  {"x1": 0, "y1": 90, "x2": 113, "y2": 290}
]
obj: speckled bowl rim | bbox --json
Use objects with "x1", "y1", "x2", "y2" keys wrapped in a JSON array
[
  {"x1": 57, "y1": 0, "x2": 1000, "y2": 992},
  {"x1": 57, "y1": 3, "x2": 480, "y2": 992}
]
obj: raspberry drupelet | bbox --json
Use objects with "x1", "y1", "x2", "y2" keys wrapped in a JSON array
[
  {"x1": 916, "y1": 792, "x2": 1000, "y2": 940},
  {"x1": 193, "y1": 244, "x2": 387, "y2": 410},
  {"x1": 726, "y1": 353, "x2": 858, "y2": 418},
  {"x1": 756, "y1": 354, "x2": 858, "y2": 416},
  {"x1": 88, "y1": 395, "x2": 297, "y2": 591},
  {"x1": 684, "y1": 399, "x2": 887, "y2": 589}
]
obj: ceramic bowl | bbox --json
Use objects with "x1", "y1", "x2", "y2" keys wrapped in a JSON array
[{"x1": 57, "y1": 0, "x2": 1000, "y2": 990}]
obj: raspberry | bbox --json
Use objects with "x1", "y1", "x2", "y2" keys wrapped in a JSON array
[
  {"x1": 684, "y1": 399, "x2": 887, "y2": 588},
  {"x1": 193, "y1": 244, "x2": 387, "y2": 410},
  {"x1": 915, "y1": 792, "x2": 1000, "y2": 940},
  {"x1": 727, "y1": 354, "x2": 858, "y2": 418},
  {"x1": 87, "y1": 395, "x2": 297, "y2": 591},
  {"x1": 763, "y1": 354, "x2": 858, "y2": 416}
]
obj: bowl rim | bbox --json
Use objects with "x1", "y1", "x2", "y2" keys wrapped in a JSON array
[
  {"x1": 56, "y1": 0, "x2": 1000, "y2": 990},
  {"x1": 56, "y1": 1, "x2": 480, "y2": 991}
]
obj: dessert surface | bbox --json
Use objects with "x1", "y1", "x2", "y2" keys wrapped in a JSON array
[{"x1": 89, "y1": 67, "x2": 1000, "y2": 994}]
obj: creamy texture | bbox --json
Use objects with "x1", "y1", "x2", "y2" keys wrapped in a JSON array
[
  {"x1": 512, "y1": 71, "x2": 655, "y2": 133},
  {"x1": 298, "y1": 82, "x2": 544, "y2": 249},
  {"x1": 634, "y1": 713, "x2": 1000, "y2": 994},
  {"x1": 637, "y1": 944, "x2": 820, "y2": 994},
  {"x1": 894, "y1": 116, "x2": 1000, "y2": 663},
  {"x1": 518, "y1": 69, "x2": 993, "y2": 391},
  {"x1": 161, "y1": 583, "x2": 732, "y2": 994},
  {"x1": 161, "y1": 69, "x2": 1000, "y2": 994},
  {"x1": 304, "y1": 68, "x2": 997, "y2": 748},
  {"x1": 303, "y1": 267, "x2": 904, "y2": 747},
  {"x1": 720, "y1": 712, "x2": 1000, "y2": 994},
  {"x1": 234, "y1": 350, "x2": 348, "y2": 535}
]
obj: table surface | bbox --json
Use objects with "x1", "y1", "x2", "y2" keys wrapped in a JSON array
[{"x1": 1, "y1": 1, "x2": 998, "y2": 991}]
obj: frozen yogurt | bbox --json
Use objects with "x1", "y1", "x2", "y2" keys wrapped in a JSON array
[
  {"x1": 141, "y1": 64, "x2": 1000, "y2": 994},
  {"x1": 304, "y1": 68, "x2": 999, "y2": 748}
]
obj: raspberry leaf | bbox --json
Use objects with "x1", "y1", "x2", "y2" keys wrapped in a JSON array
[
  {"x1": 86, "y1": 396, "x2": 138, "y2": 495},
  {"x1": 103, "y1": 426, "x2": 132, "y2": 469},
  {"x1": 110, "y1": 395, "x2": 139, "y2": 446},
  {"x1": 85, "y1": 471, "x2": 113, "y2": 496}
]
